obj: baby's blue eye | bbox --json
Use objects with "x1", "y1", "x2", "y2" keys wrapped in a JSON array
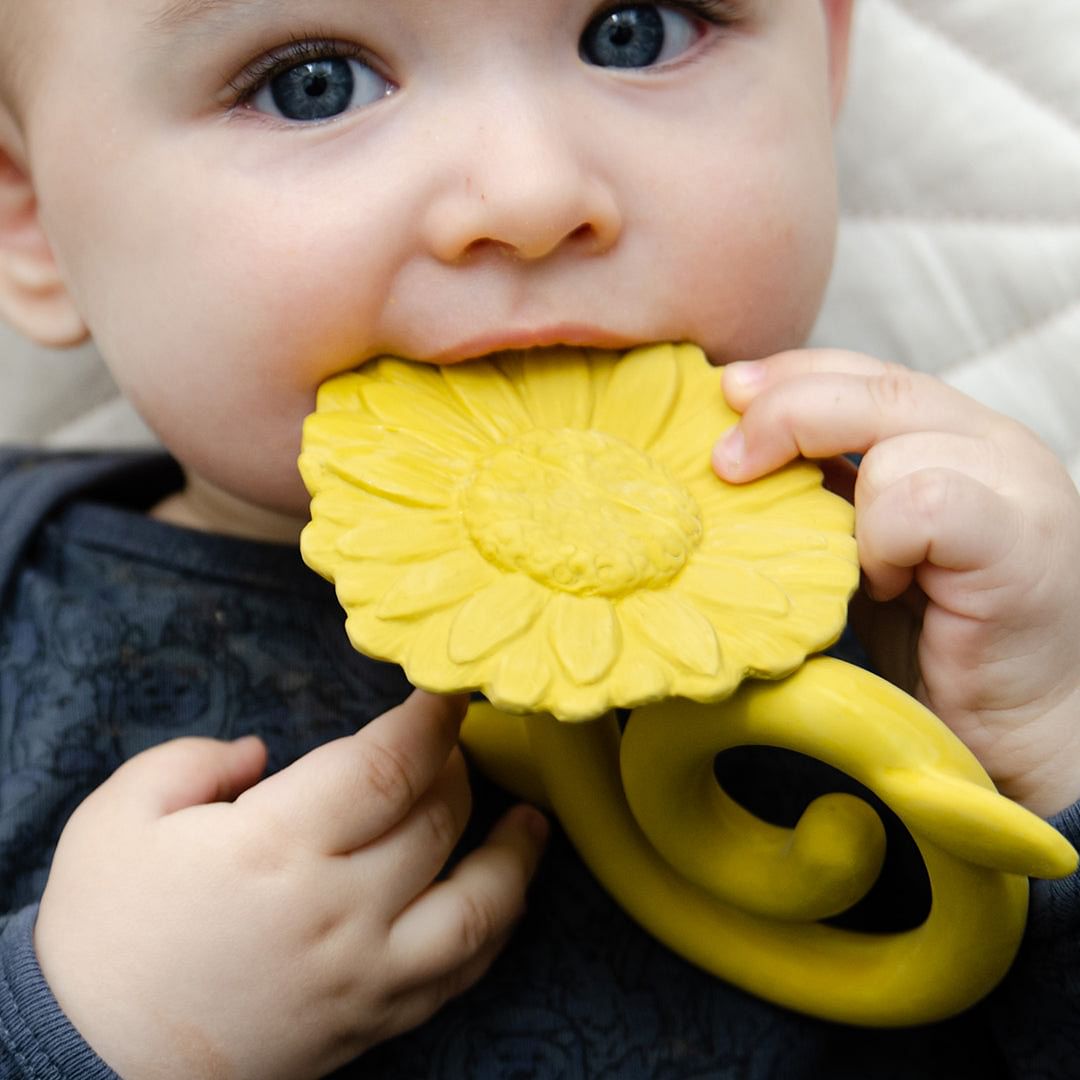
[
  {"x1": 581, "y1": 4, "x2": 701, "y2": 69},
  {"x1": 251, "y1": 56, "x2": 392, "y2": 122}
]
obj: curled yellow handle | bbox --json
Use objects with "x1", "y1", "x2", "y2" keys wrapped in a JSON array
[{"x1": 462, "y1": 657, "x2": 1077, "y2": 1027}]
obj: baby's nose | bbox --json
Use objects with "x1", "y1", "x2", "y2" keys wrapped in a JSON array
[{"x1": 420, "y1": 105, "x2": 623, "y2": 263}]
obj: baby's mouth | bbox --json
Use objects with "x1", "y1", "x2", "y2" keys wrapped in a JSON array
[{"x1": 419, "y1": 324, "x2": 644, "y2": 366}]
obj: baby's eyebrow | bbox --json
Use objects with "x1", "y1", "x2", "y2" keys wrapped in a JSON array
[{"x1": 149, "y1": 0, "x2": 274, "y2": 34}]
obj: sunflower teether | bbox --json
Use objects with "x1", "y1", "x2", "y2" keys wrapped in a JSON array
[{"x1": 300, "y1": 342, "x2": 1077, "y2": 1026}]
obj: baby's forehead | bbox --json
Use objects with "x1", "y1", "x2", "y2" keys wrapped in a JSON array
[{"x1": 119, "y1": 0, "x2": 761, "y2": 39}]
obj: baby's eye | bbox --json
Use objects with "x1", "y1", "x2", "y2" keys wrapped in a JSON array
[
  {"x1": 580, "y1": 4, "x2": 704, "y2": 69},
  {"x1": 250, "y1": 55, "x2": 393, "y2": 122}
]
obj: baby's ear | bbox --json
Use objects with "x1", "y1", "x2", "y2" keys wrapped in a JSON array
[
  {"x1": 0, "y1": 142, "x2": 88, "y2": 347},
  {"x1": 821, "y1": 0, "x2": 855, "y2": 120}
]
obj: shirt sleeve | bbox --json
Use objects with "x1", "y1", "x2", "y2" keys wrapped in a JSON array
[
  {"x1": 0, "y1": 906, "x2": 119, "y2": 1080},
  {"x1": 988, "y1": 800, "x2": 1080, "y2": 1074}
]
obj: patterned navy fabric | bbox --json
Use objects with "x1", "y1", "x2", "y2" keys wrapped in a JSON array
[{"x1": 0, "y1": 448, "x2": 1078, "y2": 1079}]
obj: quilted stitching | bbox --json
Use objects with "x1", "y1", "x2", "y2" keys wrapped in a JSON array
[{"x1": 897, "y1": 0, "x2": 1080, "y2": 133}]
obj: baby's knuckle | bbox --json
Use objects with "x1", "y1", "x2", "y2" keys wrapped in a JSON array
[
  {"x1": 423, "y1": 798, "x2": 460, "y2": 852},
  {"x1": 454, "y1": 889, "x2": 503, "y2": 954},
  {"x1": 905, "y1": 469, "x2": 952, "y2": 522},
  {"x1": 356, "y1": 739, "x2": 417, "y2": 809},
  {"x1": 869, "y1": 363, "x2": 920, "y2": 414}
]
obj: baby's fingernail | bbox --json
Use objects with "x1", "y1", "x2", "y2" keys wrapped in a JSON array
[
  {"x1": 713, "y1": 425, "x2": 746, "y2": 475},
  {"x1": 726, "y1": 360, "x2": 765, "y2": 391}
]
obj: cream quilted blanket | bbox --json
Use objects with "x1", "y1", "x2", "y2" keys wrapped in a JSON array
[{"x1": 2, "y1": 0, "x2": 1078, "y2": 484}]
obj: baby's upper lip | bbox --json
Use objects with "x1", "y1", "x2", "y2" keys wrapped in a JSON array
[{"x1": 424, "y1": 324, "x2": 640, "y2": 365}]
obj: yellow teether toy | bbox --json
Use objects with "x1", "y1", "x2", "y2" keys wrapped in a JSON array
[{"x1": 299, "y1": 342, "x2": 1077, "y2": 1027}]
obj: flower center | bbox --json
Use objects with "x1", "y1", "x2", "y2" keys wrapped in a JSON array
[{"x1": 462, "y1": 428, "x2": 703, "y2": 597}]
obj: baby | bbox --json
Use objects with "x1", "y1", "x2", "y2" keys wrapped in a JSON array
[{"x1": 1, "y1": 1, "x2": 1079, "y2": 1078}]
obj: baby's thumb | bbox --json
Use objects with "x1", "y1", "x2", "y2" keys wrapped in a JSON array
[{"x1": 109, "y1": 734, "x2": 268, "y2": 818}]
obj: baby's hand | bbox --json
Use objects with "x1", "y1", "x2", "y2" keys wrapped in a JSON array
[
  {"x1": 34, "y1": 691, "x2": 547, "y2": 1080},
  {"x1": 713, "y1": 350, "x2": 1080, "y2": 817}
]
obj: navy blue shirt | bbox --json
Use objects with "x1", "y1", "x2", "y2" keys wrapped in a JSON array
[{"x1": 1, "y1": 449, "x2": 1079, "y2": 1079}]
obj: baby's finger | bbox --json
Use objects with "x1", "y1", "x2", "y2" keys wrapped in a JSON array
[
  {"x1": 102, "y1": 735, "x2": 268, "y2": 820},
  {"x1": 713, "y1": 368, "x2": 1000, "y2": 482},
  {"x1": 857, "y1": 467, "x2": 1020, "y2": 602},
  {"x1": 387, "y1": 804, "x2": 548, "y2": 988},
  {"x1": 722, "y1": 348, "x2": 886, "y2": 410},
  {"x1": 241, "y1": 690, "x2": 468, "y2": 854},
  {"x1": 386, "y1": 929, "x2": 512, "y2": 1036},
  {"x1": 857, "y1": 433, "x2": 1006, "y2": 505},
  {"x1": 353, "y1": 747, "x2": 473, "y2": 914}
]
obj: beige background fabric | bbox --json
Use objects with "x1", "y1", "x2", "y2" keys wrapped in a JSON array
[
  {"x1": 2, "y1": 0, "x2": 1078, "y2": 481},
  {"x1": 811, "y1": 0, "x2": 1080, "y2": 485}
]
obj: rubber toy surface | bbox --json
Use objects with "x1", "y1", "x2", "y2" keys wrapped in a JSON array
[{"x1": 300, "y1": 343, "x2": 1077, "y2": 1027}]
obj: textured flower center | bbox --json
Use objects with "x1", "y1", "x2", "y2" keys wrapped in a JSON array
[{"x1": 463, "y1": 428, "x2": 703, "y2": 597}]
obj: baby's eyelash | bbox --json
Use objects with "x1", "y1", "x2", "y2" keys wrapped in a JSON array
[
  {"x1": 664, "y1": 0, "x2": 749, "y2": 26},
  {"x1": 227, "y1": 36, "x2": 371, "y2": 104}
]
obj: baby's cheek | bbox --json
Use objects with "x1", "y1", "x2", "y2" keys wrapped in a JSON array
[{"x1": 657, "y1": 160, "x2": 836, "y2": 361}]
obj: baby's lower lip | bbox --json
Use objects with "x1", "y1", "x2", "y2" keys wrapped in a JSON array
[{"x1": 424, "y1": 327, "x2": 640, "y2": 365}]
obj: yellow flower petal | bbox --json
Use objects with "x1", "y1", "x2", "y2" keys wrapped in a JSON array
[
  {"x1": 619, "y1": 590, "x2": 722, "y2": 678},
  {"x1": 448, "y1": 574, "x2": 549, "y2": 663},
  {"x1": 652, "y1": 429, "x2": 724, "y2": 486},
  {"x1": 302, "y1": 412, "x2": 383, "y2": 453},
  {"x1": 647, "y1": 349, "x2": 737, "y2": 477},
  {"x1": 377, "y1": 549, "x2": 495, "y2": 619},
  {"x1": 344, "y1": 607, "x2": 417, "y2": 664},
  {"x1": 368, "y1": 356, "x2": 494, "y2": 431},
  {"x1": 760, "y1": 550, "x2": 860, "y2": 592},
  {"x1": 368, "y1": 355, "x2": 453, "y2": 393},
  {"x1": 604, "y1": 648, "x2": 672, "y2": 708},
  {"x1": 720, "y1": 462, "x2": 830, "y2": 513},
  {"x1": 676, "y1": 555, "x2": 791, "y2": 615},
  {"x1": 440, "y1": 361, "x2": 533, "y2": 440},
  {"x1": 402, "y1": 608, "x2": 479, "y2": 694},
  {"x1": 592, "y1": 342, "x2": 681, "y2": 448},
  {"x1": 361, "y1": 381, "x2": 492, "y2": 452},
  {"x1": 549, "y1": 593, "x2": 621, "y2": 686},
  {"x1": 544, "y1": 681, "x2": 620, "y2": 723},
  {"x1": 723, "y1": 616, "x2": 825, "y2": 678},
  {"x1": 326, "y1": 445, "x2": 464, "y2": 508},
  {"x1": 314, "y1": 371, "x2": 366, "y2": 412},
  {"x1": 299, "y1": 520, "x2": 341, "y2": 571},
  {"x1": 317, "y1": 422, "x2": 472, "y2": 465},
  {"x1": 492, "y1": 634, "x2": 553, "y2": 714},
  {"x1": 699, "y1": 523, "x2": 829, "y2": 561},
  {"x1": 305, "y1": 418, "x2": 490, "y2": 477},
  {"x1": 336, "y1": 510, "x2": 464, "y2": 562},
  {"x1": 518, "y1": 348, "x2": 595, "y2": 430},
  {"x1": 333, "y1": 561, "x2": 398, "y2": 607},
  {"x1": 356, "y1": 606, "x2": 487, "y2": 694}
]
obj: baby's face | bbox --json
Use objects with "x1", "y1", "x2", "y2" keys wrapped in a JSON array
[{"x1": 23, "y1": 0, "x2": 850, "y2": 524}]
